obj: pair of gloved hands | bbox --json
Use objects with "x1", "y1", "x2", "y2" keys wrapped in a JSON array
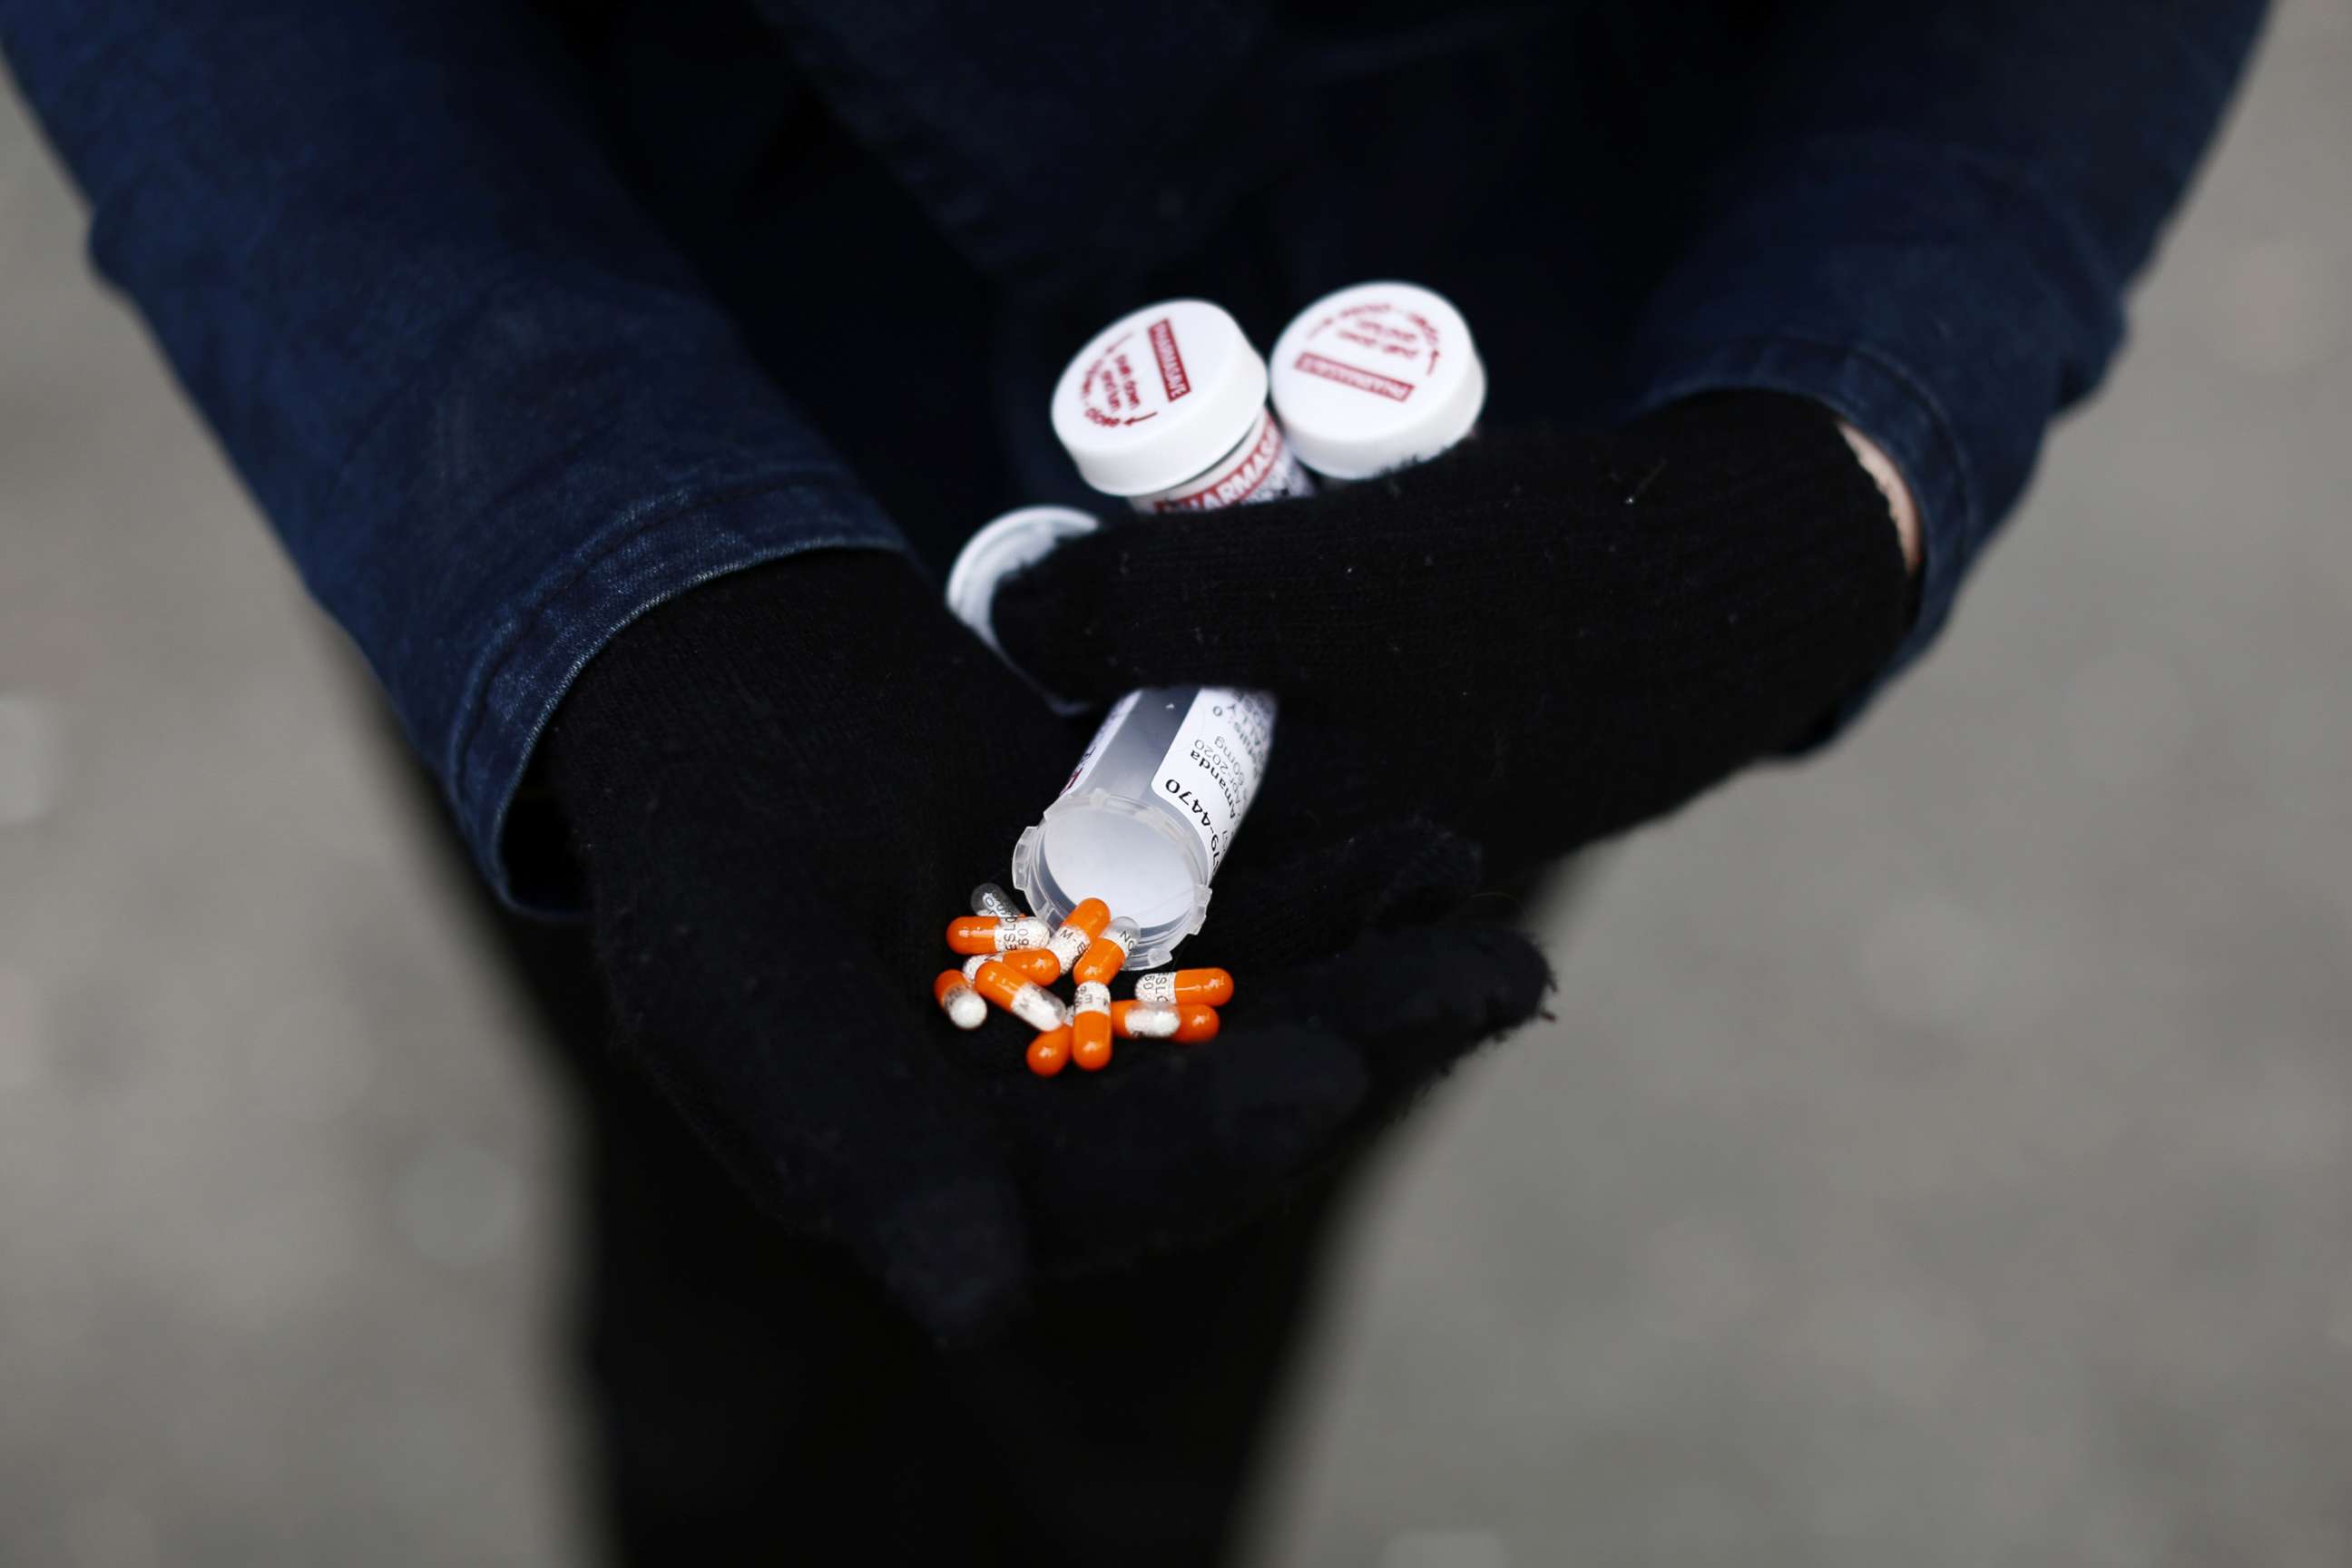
[{"x1": 544, "y1": 393, "x2": 1912, "y2": 1340}]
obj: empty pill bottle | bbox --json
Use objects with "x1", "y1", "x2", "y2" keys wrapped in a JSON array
[{"x1": 1268, "y1": 280, "x2": 1485, "y2": 481}]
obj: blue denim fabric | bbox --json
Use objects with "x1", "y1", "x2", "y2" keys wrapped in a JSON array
[
  {"x1": 0, "y1": 0, "x2": 903, "y2": 906},
  {"x1": 0, "y1": 0, "x2": 2265, "y2": 906},
  {"x1": 1626, "y1": 4, "x2": 2269, "y2": 717}
]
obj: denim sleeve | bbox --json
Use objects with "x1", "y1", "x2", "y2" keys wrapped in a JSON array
[
  {"x1": 1629, "y1": 1, "x2": 2268, "y2": 728},
  {"x1": 0, "y1": 0, "x2": 904, "y2": 907}
]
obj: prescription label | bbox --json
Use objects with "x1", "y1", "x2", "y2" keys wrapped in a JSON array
[
  {"x1": 1155, "y1": 688, "x2": 1275, "y2": 872},
  {"x1": 1144, "y1": 411, "x2": 1313, "y2": 513}
]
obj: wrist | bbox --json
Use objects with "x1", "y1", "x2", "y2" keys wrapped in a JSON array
[{"x1": 1834, "y1": 420, "x2": 1923, "y2": 575}]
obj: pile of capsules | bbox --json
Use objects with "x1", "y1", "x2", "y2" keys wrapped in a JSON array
[{"x1": 932, "y1": 883, "x2": 1234, "y2": 1077}]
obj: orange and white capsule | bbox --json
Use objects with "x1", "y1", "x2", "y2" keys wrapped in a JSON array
[
  {"x1": 970, "y1": 948, "x2": 1059, "y2": 986},
  {"x1": 1043, "y1": 897, "x2": 1112, "y2": 977},
  {"x1": 971, "y1": 882, "x2": 1026, "y2": 922},
  {"x1": 933, "y1": 970, "x2": 985, "y2": 1030},
  {"x1": 1072, "y1": 982, "x2": 1113, "y2": 1072},
  {"x1": 1109, "y1": 999, "x2": 1182, "y2": 1040},
  {"x1": 1166, "y1": 1003, "x2": 1220, "y2": 1044},
  {"x1": 1007, "y1": 948, "x2": 1062, "y2": 985},
  {"x1": 971, "y1": 960, "x2": 1071, "y2": 1034},
  {"x1": 1072, "y1": 916, "x2": 1141, "y2": 985},
  {"x1": 946, "y1": 914, "x2": 1053, "y2": 956},
  {"x1": 1132, "y1": 967, "x2": 1234, "y2": 1007},
  {"x1": 1027, "y1": 1025, "x2": 1073, "y2": 1077}
]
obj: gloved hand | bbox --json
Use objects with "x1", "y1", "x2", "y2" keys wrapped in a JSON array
[
  {"x1": 994, "y1": 393, "x2": 1915, "y2": 878},
  {"x1": 544, "y1": 550, "x2": 1546, "y2": 1343}
]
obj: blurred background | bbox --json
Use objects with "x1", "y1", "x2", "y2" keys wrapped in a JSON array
[{"x1": 3, "y1": 2, "x2": 2347, "y2": 1563}]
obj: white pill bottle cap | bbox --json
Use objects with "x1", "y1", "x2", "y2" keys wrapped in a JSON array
[
  {"x1": 942, "y1": 505, "x2": 1102, "y2": 714},
  {"x1": 945, "y1": 505, "x2": 1098, "y2": 647},
  {"x1": 1049, "y1": 299, "x2": 1270, "y2": 498},
  {"x1": 1268, "y1": 280, "x2": 1485, "y2": 479}
]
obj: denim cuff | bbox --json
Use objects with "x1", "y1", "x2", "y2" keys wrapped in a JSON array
[
  {"x1": 1619, "y1": 118, "x2": 2146, "y2": 744},
  {"x1": 446, "y1": 479, "x2": 905, "y2": 913}
]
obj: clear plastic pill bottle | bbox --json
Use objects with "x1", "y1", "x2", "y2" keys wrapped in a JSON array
[
  {"x1": 995, "y1": 299, "x2": 1307, "y2": 968},
  {"x1": 1268, "y1": 280, "x2": 1485, "y2": 480}
]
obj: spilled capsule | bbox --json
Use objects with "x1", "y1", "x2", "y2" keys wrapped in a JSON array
[
  {"x1": 963, "y1": 950, "x2": 1059, "y2": 986},
  {"x1": 1109, "y1": 999, "x2": 1181, "y2": 1040},
  {"x1": 1072, "y1": 982, "x2": 1113, "y2": 1072},
  {"x1": 1044, "y1": 897, "x2": 1112, "y2": 977},
  {"x1": 1132, "y1": 967, "x2": 1234, "y2": 1007},
  {"x1": 1027, "y1": 1025, "x2": 1073, "y2": 1077},
  {"x1": 933, "y1": 970, "x2": 985, "y2": 1030},
  {"x1": 1167, "y1": 1003, "x2": 1220, "y2": 1044},
  {"x1": 1072, "y1": 916, "x2": 1141, "y2": 985},
  {"x1": 971, "y1": 960, "x2": 1071, "y2": 1034},
  {"x1": 970, "y1": 882, "x2": 1026, "y2": 922},
  {"x1": 1111, "y1": 999, "x2": 1219, "y2": 1044},
  {"x1": 1006, "y1": 948, "x2": 1061, "y2": 985},
  {"x1": 946, "y1": 915, "x2": 1053, "y2": 956}
]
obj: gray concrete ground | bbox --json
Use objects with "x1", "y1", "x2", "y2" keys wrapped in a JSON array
[{"x1": 4, "y1": 5, "x2": 2348, "y2": 1562}]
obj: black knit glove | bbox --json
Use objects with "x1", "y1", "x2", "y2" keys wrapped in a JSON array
[
  {"x1": 994, "y1": 393, "x2": 1913, "y2": 877},
  {"x1": 544, "y1": 551, "x2": 1545, "y2": 1343}
]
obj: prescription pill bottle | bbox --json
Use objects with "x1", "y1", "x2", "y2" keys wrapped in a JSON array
[
  {"x1": 977, "y1": 299, "x2": 1306, "y2": 969},
  {"x1": 1051, "y1": 298, "x2": 1314, "y2": 512},
  {"x1": 1267, "y1": 280, "x2": 1485, "y2": 481}
]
